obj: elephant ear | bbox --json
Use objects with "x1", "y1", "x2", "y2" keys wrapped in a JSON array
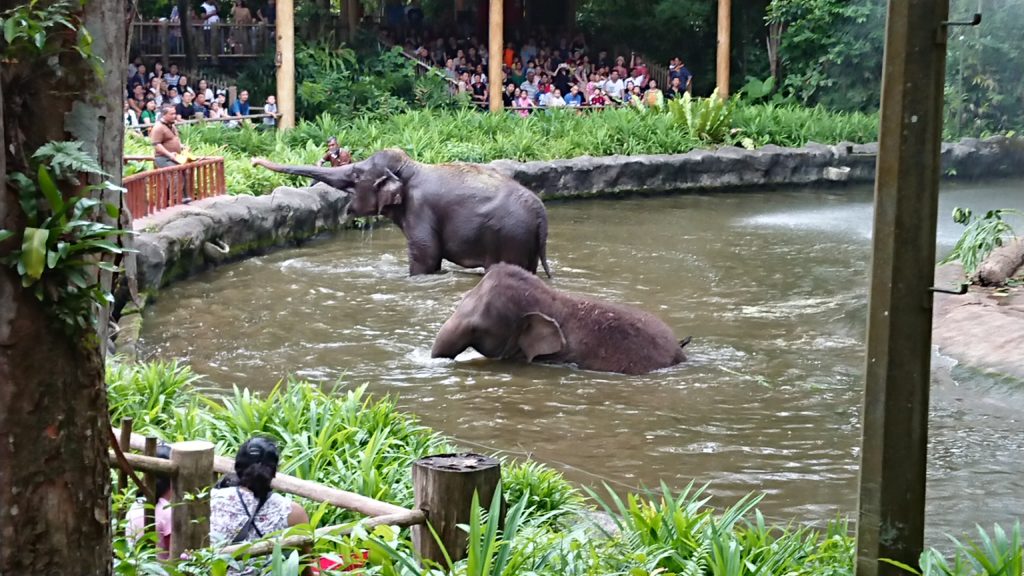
[
  {"x1": 517, "y1": 312, "x2": 565, "y2": 362},
  {"x1": 374, "y1": 169, "x2": 404, "y2": 212}
]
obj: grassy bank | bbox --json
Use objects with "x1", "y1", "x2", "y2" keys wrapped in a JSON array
[
  {"x1": 108, "y1": 360, "x2": 1022, "y2": 576},
  {"x1": 125, "y1": 103, "x2": 880, "y2": 196}
]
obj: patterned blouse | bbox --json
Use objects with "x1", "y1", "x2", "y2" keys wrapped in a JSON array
[{"x1": 209, "y1": 487, "x2": 293, "y2": 545}]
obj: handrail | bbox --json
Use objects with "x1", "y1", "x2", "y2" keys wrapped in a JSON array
[
  {"x1": 123, "y1": 156, "x2": 226, "y2": 218},
  {"x1": 220, "y1": 509, "x2": 426, "y2": 558},
  {"x1": 130, "y1": 21, "x2": 275, "y2": 61}
]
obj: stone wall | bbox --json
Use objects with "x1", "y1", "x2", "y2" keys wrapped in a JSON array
[{"x1": 489, "y1": 136, "x2": 1024, "y2": 198}]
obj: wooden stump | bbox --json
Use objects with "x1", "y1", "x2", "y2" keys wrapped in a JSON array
[
  {"x1": 412, "y1": 453, "x2": 501, "y2": 564},
  {"x1": 170, "y1": 440, "x2": 215, "y2": 559}
]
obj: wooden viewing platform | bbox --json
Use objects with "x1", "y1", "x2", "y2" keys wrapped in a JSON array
[
  {"x1": 123, "y1": 156, "x2": 226, "y2": 218},
  {"x1": 131, "y1": 21, "x2": 276, "y2": 63}
]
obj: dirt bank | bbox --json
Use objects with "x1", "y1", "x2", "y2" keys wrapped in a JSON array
[{"x1": 932, "y1": 263, "x2": 1024, "y2": 380}]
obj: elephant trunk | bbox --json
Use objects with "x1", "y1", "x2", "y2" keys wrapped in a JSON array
[
  {"x1": 431, "y1": 317, "x2": 469, "y2": 359},
  {"x1": 253, "y1": 159, "x2": 354, "y2": 190}
]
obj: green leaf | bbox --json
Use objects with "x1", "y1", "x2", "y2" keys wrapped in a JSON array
[
  {"x1": 0, "y1": 230, "x2": 14, "y2": 244},
  {"x1": 37, "y1": 165, "x2": 64, "y2": 215},
  {"x1": 20, "y1": 227, "x2": 49, "y2": 281},
  {"x1": 3, "y1": 17, "x2": 17, "y2": 44}
]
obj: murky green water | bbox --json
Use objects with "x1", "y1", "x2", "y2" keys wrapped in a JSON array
[{"x1": 141, "y1": 179, "x2": 1024, "y2": 540}]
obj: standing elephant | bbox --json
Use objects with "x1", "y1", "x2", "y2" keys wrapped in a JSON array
[
  {"x1": 431, "y1": 264, "x2": 691, "y2": 375},
  {"x1": 251, "y1": 149, "x2": 551, "y2": 277}
]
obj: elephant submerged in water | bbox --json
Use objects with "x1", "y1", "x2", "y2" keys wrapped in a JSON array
[
  {"x1": 431, "y1": 264, "x2": 691, "y2": 375},
  {"x1": 252, "y1": 149, "x2": 552, "y2": 277}
]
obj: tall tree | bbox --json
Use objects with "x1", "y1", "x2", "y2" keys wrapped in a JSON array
[{"x1": 0, "y1": 0, "x2": 126, "y2": 572}]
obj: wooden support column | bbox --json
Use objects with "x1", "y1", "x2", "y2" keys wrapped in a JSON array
[
  {"x1": 346, "y1": 0, "x2": 359, "y2": 43},
  {"x1": 488, "y1": 0, "x2": 504, "y2": 112},
  {"x1": 412, "y1": 453, "x2": 501, "y2": 564},
  {"x1": 276, "y1": 0, "x2": 295, "y2": 129},
  {"x1": 855, "y1": 0, "x2": 951, "y2": 574},
  {"x1": 715, "y1": 0, "x2": 731, "y2": 97},
  {"x1": 170, "y1": 440, "x2": 215, "y2": 559}
]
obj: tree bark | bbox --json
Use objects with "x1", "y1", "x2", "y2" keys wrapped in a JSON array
[
  {"x1": 178, "y1": 0, "x2": 197, "y2": 70},
  {"x1": 0, "y1": 0, "x2": 126, "y2": 572}
]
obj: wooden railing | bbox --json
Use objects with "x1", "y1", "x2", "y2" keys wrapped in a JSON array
[
  {"x1": 110, "y1": 419, "x2": 498, "y2": 564},
  {"x1": 131, "y1": 21, "x2": 275, "y2": 63},
  {"x1": 123, "y1": 156, "x2": 226, "y2": 218}
]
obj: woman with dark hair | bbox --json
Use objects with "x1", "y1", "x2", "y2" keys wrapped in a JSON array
[
  {"x1": 127, "y1": 445, "x2": 174, "y2": 559},
  {"x1": 209, "y1": 437, "x2": 308, "y2": 549}
]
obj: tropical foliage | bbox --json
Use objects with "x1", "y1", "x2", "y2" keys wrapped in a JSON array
[
  {"x1": 940, "y1": 207, "x2": 1022, "y2": 277},
  {"x1": 108, "y1": 360, "x2": 1023, "y2": 576},
  {"x1": 123, "y1": 102, "x2": 881, "y2": 194}
]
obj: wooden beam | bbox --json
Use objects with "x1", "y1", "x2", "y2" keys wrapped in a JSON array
[
  {"x1": 715, "y1": 0, "x2": 731, "y2": 97},
  {"x1": 488, "y1": 0, "x2": 504, "y2": 112},
  {"x1": 276, "y1": 0, "x2": 296, "y2": 129},
  {"x1": 855, "y1": 0, "x2": 951, "y2": 573}
]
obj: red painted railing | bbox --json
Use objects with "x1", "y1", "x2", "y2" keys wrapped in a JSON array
[{"x1": 123, "y1": 156, "x2": 226, "y2": 219}]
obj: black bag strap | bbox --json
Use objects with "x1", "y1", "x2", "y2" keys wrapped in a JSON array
[{"x1": 231, "y1": 486, "x2": 269, "y2": 544}]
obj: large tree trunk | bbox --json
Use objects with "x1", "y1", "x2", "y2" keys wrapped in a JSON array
[
  {"x1": 0, "y1": 0, "x2": 126, "y2": 572},
  {"x1": 179, "y1": 0, "x2": 198, "y2": 70}
]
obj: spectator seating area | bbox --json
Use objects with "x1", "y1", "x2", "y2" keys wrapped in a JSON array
[
  {"x1": 391, "y1": 27, "x2": 694, "y2": 112},
  {"x1": 122, "y1": 58, "x2": 278, "y2": 132}
]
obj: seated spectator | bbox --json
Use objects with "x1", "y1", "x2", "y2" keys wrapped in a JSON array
[
  {"x1": 553, "y1": 64, "x2": 572, "y2": 95},
  {"x1": 589, "y1": 88, "x2": 607, "y2": 108},
  {"x1": 319, "y1": 136, "x2": 352, "y2": 167},
  {"x1": 175, "y1": 91, "x2": 201, "y2": 121},
  {"x1": 209, "y1": 437, "x2": 309, "y2": 573},
  {"x1": 197, "y1": 79, "x2": 215, "y2": 102},
  {"x1": 509, "y1": 61, "x2": 525, "y2": 87},
  {"x1": 501, "y1": 82, "x2": 516, "y2": 108},
  {"x1": 263, "y1": 95, "x2": 277, "y2": 129},
  {"x1": 127, "y1": 445, "x2": 173, "y2": 559},
  {"x1": 129, "y1": 84, "x2": 147, "y2": 116},
  {"x1": 128, "y1": 63, "x2": 147, "y2": 93},
  {"x1": 630, "y1": 53, "x2": 648, "y2": 86},
  {"x1": 628, "y1": 84, "x2": 645, "y2": 108},
  {"x1": 644, "y1": 79, "x2": 664, "y2": 108},
  {"x1": 166, "y1": 86, "x2": 181, "y2": 106},
  {"x1": 548, "y1": 88, "x2": 566, "y2": 108},
  {"x1": 612, "y1": 56, "x2": 628, "y2": 79},
  {"x1": 148, "y1": 76, "x2": 164, "y2": 104},
  {"x1": 208, "y1": 100, "x2": 229, "y2": 120},
  {"x1": 622, "y1": 80, "x2": 637, "y2": 105},
  {"x1": 229, "y1": 90, "x2": 251, "y2": 117},
  {"x1": 514, "y1": 88, "x2": 534, "y2": 117},
  {"x1": 470, "y1": 74, "x2": 487, "y2": 106},
  {"x1": 666, "y1": 76, "x2": 685, "y2": 100},
  {"x1": 564, "y1": 84, "x2": 584, "y2": 107},
  {"x1": 603, "y1": 70, "x2": 625, "y2": 102},
  {"x1": 139, "y1": 98, "x2": 159, "y2": 131},
  {"x1": 177, "y1": 75, "x2": 195, "y2": 96},
  {"x1": 164, "y1": 63, "x2": 181, "y2": 88},
  {"x1": 124, "y1": 99, "x2": 140, "y2": 127},
  {"x1": 193, "y1": 92, "x2": 211, "y2": 118},
  {"x1": 503, "y1": 41, "x2": 515, "y2": 67},
  {"x1": 150, "y1": 61, "x2": 165, "y2": 82},
  {"x1": 519, "y1": 71, "x2": 539, "y2": 101}
]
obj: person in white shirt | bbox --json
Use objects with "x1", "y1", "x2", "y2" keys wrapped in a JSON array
[
  {"x1": 603, "y1": 70, "x2": 625, "y2": 101},
  {"x1": 547, "y1": 89, "x2": 566, "y2": 108},
  {"x1": 200, "y1": 0, "x2": 220, "y2": 28}
]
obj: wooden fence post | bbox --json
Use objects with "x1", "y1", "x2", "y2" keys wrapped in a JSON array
[
  {"x1": 143, "y1": 437, "x2": 158, "y2": 531},
  {"x1": 118, "y1": 418, "x2": 134, "y2": 494},
  {"x1": 170, "y1": 440, "x2": 215, "y2": 559},
  {"x1": 411, "y1": 453, "x2": 501, "y2": 564}
]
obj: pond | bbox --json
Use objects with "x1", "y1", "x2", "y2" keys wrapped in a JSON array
[{"x1": 141, "y1": 179, "x2": 1024, "y2": 540}]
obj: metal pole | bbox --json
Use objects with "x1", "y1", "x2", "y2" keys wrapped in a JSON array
[
  {"x1": 488, "y1": 0, "x2": 503, "y2": 112},
  {"x1": 856, "y1": 0, "x2": 951, "y2": 573}
]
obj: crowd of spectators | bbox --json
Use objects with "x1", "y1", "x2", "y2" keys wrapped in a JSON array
[
  {"x1": 123, "y1": 57, "x2": 277, "y2": 133},
  {"x1": 396, "y1": 28, "x2": 693, "y2": 113}
]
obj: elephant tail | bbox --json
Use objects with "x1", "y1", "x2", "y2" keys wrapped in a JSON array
[
  {"x1": 679, "y1": 336, "x2": 693, "y2": 349},
  {"x1": 538, "y1": 215, "x2": 552, "y2": 278}
]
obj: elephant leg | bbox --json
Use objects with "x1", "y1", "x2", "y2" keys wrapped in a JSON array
[{"x1": 407, "y1": 236, "x2": 443, "y2": 275}]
